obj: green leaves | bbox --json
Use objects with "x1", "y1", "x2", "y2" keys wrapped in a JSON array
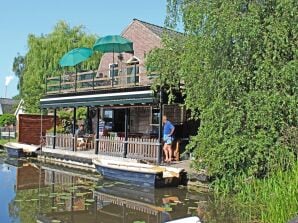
[
  {"x1": 20, "y1": 21, "x2": 101, "y2": 113},
  {"x1": 160, "y1": 0, "x2": 298, "y2": 189}
]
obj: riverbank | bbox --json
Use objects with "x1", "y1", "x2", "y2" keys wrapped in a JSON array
[{"x1": 221, "y1": 163, "x2": 298, "y2": 223}]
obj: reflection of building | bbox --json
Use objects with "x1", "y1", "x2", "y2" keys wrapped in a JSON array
[
  {"x1": 15, "y1": 162, "x2": 45, "y2": 190},
  {"x1": 36, "y1": 164, "x2": 192, "y2": 223}
]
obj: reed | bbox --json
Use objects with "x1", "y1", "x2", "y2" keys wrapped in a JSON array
[{"x1": 234, "y1": 162, "x2": 298, "y2": 223}]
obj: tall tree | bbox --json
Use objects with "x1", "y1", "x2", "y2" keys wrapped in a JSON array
[
  {"x1": 12, "y1": 53, "x2": 25, "y2": 95},
  {"x1": 20, "y1": 21, "x2": 101, "y2": 113},
  {"x1": 148, "y1": 0, "x2": 298, "y2": 186}
]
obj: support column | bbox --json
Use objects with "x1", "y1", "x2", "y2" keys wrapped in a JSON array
[
  {"x1": 86, "y1": 106, "x2": 90, "y2": 133},
  {"x1": 72, "y1": 107, "x2": 77, "y2": 152},
  {"x1": 123, "y1": 108, "x2": 128, "y2": 158},
  {"x1": 158, "y1": 88, "x2": 163, "y2": 164},
  {"x1": 95, "y1": 107, "x2": 100, "y2": 154},
  {"x1": 53, "y1": 108, "x2": 57, "y2": 149}
]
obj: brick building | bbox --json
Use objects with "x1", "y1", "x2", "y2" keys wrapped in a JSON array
[{"x1": 40, "y1": 19, "x2": 193, "y2": 163}]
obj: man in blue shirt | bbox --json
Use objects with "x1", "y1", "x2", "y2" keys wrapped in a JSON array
[{"x1": 162, "y1": 115, "x2": 175, "y2": 163}]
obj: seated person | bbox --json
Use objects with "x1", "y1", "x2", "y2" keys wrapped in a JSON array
[
  {"x1": 76, "y1": 124, "x2": 86, "y2": 149},
  {"x1": 76, "y1": 124, "x2": 85, "y2": 137}
]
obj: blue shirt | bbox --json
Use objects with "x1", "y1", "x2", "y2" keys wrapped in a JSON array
[{"x1": 163, "y1": 120, "x2": 174, "y2": 135}]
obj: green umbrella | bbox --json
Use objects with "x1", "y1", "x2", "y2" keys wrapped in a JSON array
[
  {"x1": 93, "y1": 35, "x2": 133, "y2": 86},
  {"x1": 92, "y1": 35, "x2": 133, "y2": 53},
  {"x1": 59, "y1": 47, "x2": 93, "y2": 67}
]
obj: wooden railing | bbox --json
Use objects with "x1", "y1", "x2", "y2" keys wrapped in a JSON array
[
  {"x1": 126, "y1": 138, "x2": 159, "y2": 162},
  {"x1": 45, "y1": 134, "x2": 160, "y2": 163},
  {"x1": 97, "y1": 136, "x2": 124, "y2": 157},
  {"x1": 45, "y1": 64, "x2": 158, "y2": 95},
  {"x1": 46, "y1": 133, "x2": 74, "y2": 150}
]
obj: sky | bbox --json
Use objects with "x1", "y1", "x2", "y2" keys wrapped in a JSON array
[{"x1": 0, "y1": 0, "x2": 169, "y2": 98}]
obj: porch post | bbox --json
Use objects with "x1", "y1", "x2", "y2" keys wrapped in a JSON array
[
  {"x1": 53, "y1": 108, "x2": 57, "y2": 149},
  {"x1": 123, "y1": 108, "x2": 128, "y2": 158},
  {"x1": 72, "y1": 107, "x2": 77, "y2": 152},
  {"x1": 158, "y1": 88, "x2": 163, "y2": 164},
  {"x1": 86, "y1": 106, "x2": 90, "y2": 133},
  {"x1": 95, "y1": 107, "x2": 100, "y2": 154}
]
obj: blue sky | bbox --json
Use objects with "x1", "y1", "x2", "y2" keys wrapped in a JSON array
[{"x1": 0, "y1": 0, "x2": 170, "y2": 98}]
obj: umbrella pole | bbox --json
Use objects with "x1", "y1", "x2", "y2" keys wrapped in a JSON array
[{"x1": 112, "y1": 48, "x2": 114, "y2": 87}]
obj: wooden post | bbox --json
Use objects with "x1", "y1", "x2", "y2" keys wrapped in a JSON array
[
  {"x1": 95, "y1": 107, "x2": 100, "y2": 154},
  {"x1": 75, "y1": 66, "x2": 78, "y2": 92},
  {"x1": 86, "y1": 106, "x2": 90, "y2": 133},
  {"x1": 72, "y1": 107, "x2": 76, "y2": 151},
  {"x1": 53, "y1": 108, "x2": 57, "y2": 149},
  {"x1": 59, "y1": 74, "x2": 62, "y2": 93},
  {"x1": 158, "y1": 88, "x2": 163, "y2": 164},
  {"x1": 123, "y1": 108, "x2": 128, "y2": 158}
]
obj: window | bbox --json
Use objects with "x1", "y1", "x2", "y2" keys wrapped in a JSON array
[
  {"x1": 126, "y1": 56, "x2": 140, "y2": 84},
  {"x1": 109, "y1": 63, "x2": 118, "y2": 78}
]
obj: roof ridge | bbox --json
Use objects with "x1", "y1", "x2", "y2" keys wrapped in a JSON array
[{"x1": 133, "y1": 18, "x2": 183, "y2": 35}]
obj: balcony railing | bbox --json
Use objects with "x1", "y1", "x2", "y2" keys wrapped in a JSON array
[{"x1": 45, "y1": 64, "x2": 156, "y2": 95}]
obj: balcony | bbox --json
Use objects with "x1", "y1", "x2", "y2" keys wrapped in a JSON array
[{"x1": 45, "y1": 64, "x2": 157, "y2": 95}]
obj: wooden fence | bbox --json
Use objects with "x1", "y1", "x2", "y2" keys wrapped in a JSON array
[
  {"x1": 45, "y1": 134, "x2": 160, "y2": 162},
  {"x1": 46, "y1": 133, "x2": 74, "y2": 150},
  {"x1": 126, "y1": 138, "x2": 159, "y2": 162},
  {"x1": 97, "y1": 136, "x2": 124, "y2": 157}
]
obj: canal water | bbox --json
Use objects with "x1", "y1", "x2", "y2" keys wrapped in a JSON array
[{"x1": 0, "y1": 152, "x2": 246, "y2": 223}]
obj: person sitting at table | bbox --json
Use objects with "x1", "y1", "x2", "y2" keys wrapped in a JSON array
[
  {"x1": 76, "y1": 124, "x2": 86, "y2": 149},
  {"x1": 76, "y1": 124, "x2": 85, "y2": 137}
]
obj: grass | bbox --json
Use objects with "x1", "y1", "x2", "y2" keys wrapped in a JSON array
[
  {"x1": 234, "y1": 163, "x2": 298, "y2": 223},
  {"x1": 0, "y1": 138, "x2": 16, "y2": 146}
]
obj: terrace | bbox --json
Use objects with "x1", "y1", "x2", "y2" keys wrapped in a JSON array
[{"x1": 45, "y1": 63, "x2": 156, "y2": 95}]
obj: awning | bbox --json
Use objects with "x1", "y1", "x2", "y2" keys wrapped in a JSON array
[{"x1": 40, "y1": 90, "x2": 156, "y2": 109}]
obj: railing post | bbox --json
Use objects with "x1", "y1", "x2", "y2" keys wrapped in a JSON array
[
  {"x1": 75, "y1": 73, "x2": 77, "y2": 92},
  {"x1": 111, "y1": 65, "x2": 114, "y2": 87},
  {"x1": 95, "y1": 107, "x2": 100, "y2": 154},
  {"x1": 123, "y1": 108, "x2": 128, "y2": 158},
  {"x1": 92, "y1": 72, "x2": 95, "y2": 90},
  {"x1": 72, "y1": 107, "x2": 76, "y2": 152},
  {"x1": 53, "y1": 108, "x2": 57, "y2": 149},
  {"x1": 59, "y1": 74, "x2": 62, "y2": 93},
  {"x1": 134, "y1": 63, "x2": 137, "y2": 86}
]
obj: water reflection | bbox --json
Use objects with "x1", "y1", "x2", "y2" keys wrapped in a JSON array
[{"x1": 0, "y1": 157, "x2": 248, "y2": 223}]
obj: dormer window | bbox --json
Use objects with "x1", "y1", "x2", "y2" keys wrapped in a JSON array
[{"x1": 126, "y1": 56, "x2": 140, "y2": 84}]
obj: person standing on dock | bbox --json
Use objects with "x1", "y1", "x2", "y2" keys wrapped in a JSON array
[{"x1": 162, "y1": 115, "x2": 175, "y2": 163}]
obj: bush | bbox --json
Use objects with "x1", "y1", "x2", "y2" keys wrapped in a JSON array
[{"x1": 0, "y1": 114, "x2": 16, "y2": 126}]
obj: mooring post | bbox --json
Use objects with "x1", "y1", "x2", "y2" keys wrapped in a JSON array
[
  {"x1": 123, "y1": 108, "x2": 128, "y2": 158},
  {"x1": 72, "y1": 107, "x2": 76, "y2": 152},
  {"x1": 95, "y1": 107, "x2": 100, "y2": 154}
]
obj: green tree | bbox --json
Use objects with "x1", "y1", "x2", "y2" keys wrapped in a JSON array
[
  {"x1": 21, "y1": 21, "x2": 101, "y2": 113},
  {"x1": 12, "y1": 53, "x2": 25, "y2": 95},
  {"x1": 0, "y1": 114, "x2": 16, "y2": 126},
  {"x1": 148, "y1": 0, "x2": 298, "y2": 187}
]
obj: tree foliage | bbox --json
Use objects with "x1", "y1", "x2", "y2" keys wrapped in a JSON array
[
  {"x1": 148, "y1": 0, "x2": 298, "y2": 186},
  {"x1": 20, "y1": 21, "x2": 101, "y2": 113},
  {"x1": 12, "y1": 53, "x2": 25, "y2": 94},
  {"x1": 0, "y1": 114, "x2": 16, "y2": 126}
]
